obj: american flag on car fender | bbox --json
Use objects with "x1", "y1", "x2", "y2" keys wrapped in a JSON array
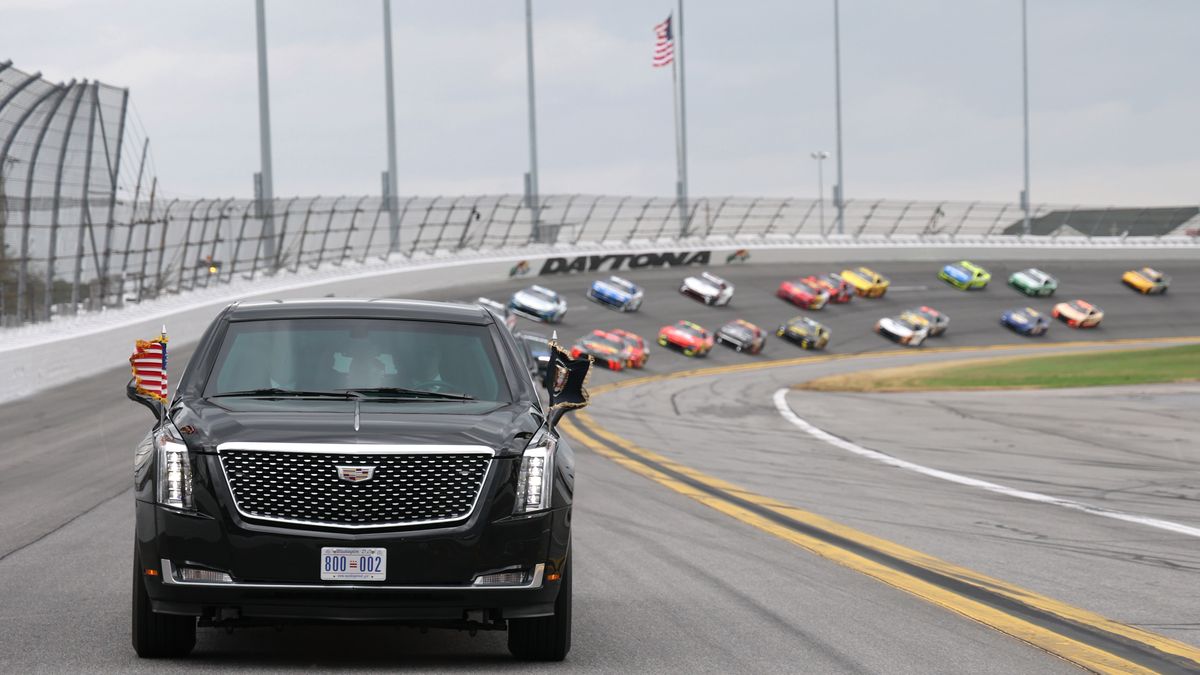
[{"x1": 130, "y1": 331, "x2": 169, "y2": 402}]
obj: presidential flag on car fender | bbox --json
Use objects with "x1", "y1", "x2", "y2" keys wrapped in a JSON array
[
  {"x1": 543, "y1": 337, "x2": 591, "y2": 412},
  {"x1": 130, "y1": 329, "x2": 169, "y2": 403}
]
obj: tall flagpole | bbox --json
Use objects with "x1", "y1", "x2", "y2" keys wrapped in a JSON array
[
  {"x1": 671, "y1": 37, "x2": 682, "y2": 236},
  {"x1": 675, "y1": 0, "x2": 690, "y2": 237},
  {"x1": 254, "y1": 0, "x2": 276, "y2": 260},
  {"x1": 524, "y1": 0, "x2": 541, "y2": 242}
]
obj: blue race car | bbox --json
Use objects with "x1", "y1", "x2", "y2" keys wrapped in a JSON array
[
  {"x1": 586, "y1": 275, "x2": 644, "y2": 312},
  {"x1": 1001, "y1": 307, "x2": 1050, "y2": 336}
]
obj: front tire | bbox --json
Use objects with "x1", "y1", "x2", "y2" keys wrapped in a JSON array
[
  {"x1": 509, "y1": 556, "x2": 572, "y2": 661},
  {"x1": 132, "y1": 547, "x2": 196, "y2": 658}
]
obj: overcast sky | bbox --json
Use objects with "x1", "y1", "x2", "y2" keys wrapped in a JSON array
[{"x1": 3, "y1": 0, "x2": 1197, "y2": 206}]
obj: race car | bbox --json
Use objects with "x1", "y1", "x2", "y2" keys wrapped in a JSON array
[
  {"x1": 477, "y1": 297, "x2": 517, "y2": 331},
  {"x1": 1001, "y1": 307, "x2": 1050, "y2": 336},
  {"x1": 840, "y1": 266, "x2": 890, "y2": 298},
  {"x1": 777, "y1": 278, "x2": 829, "y2": 310},
  {"x1": 508, "y1": 285, "x2": 567, "y2": 323},
  {"x1": 587, "y1": 275, "x2": 644, "y2": 311},
  {"x1": 715, "y1": 319, "x2": 766, "y2": 354},
  {"x1": 938, "y1": 260, "x2": 991, "y2": 290},
  {"x1": 875, "y1": 314, "x2": 930, "y2": 347},
  {"x1": 1122, "y1": 267, "x2": 1169, "y2": 295},
  {"x1": 776, "y1": 316, "x2": 830, "y2": 350},
  {"x1": 680, "y1": 271, "x2": 734, "y2": 306},
  {"x1": 806, "y1": 273, "x2": 854, "y2": 303},
  {"x1": 1053, "y1": 299, "x2": 1104, "y2": 328},
  {"x1": 570, "y1": 330, "x2": 635, "y2": 370},
  {"x1": 658, "y1": 320, "x2": 715, "y2": 357},
  {"x1": 900, "y1": 305, "x2": 949, "y2": 336},
  {"x1": 609, "y1": 328, "x2": 649, "y2": 368},
  {"x1": 1009, "y1": 268, "x2": 1058, "y2": 296}
]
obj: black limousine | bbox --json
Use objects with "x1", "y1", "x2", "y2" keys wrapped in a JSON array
[{"x1": 128, "y1": 298, "x2": 589, "y2": 661}]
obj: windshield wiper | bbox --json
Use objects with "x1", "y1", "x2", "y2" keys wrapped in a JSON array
[
  {"x1": 212, "y1": 388, "x2": 359, "y2": 400},
  {"x1": 341, "y1": 387, "x2": 476, "y2": 401}
]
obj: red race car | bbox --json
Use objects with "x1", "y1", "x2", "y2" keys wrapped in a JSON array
[
  {"x1": 777, "y1": 278, "x2": 829, "y2": 310},
  {"x1": 570, "y1": 330, "x2": 635, "y2": 370},
  {"x1": 805, "y1": 273, "x2": 853, "y2": 304},
  {"x1": 657, "y1": 320, "x2": 715, "y2": 358},
  {"x1": 609, "y1": 328, "x2": 649, "y2": 368}
]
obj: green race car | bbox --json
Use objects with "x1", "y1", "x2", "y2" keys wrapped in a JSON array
[
  {"x1": 1009, "y1": 268, "x2": 1058, "y2": 296},
  {"x1": 938, "y1": 260, "x2": 991, "y2": 290}
]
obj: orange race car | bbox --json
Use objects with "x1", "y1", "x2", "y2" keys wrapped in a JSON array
[
  {"x1": 1121, "y1": 267, "x2": 1169, "y2": 295},
  {"x1": 805, "y1": 273, "x2": 854, "y2": 303},
  {"x1": 569, "y1": 330, "x2": 635, "y2": 370},
  {"x1": 777, "y1": 278, "x2": 829, "y2": 309},
  {"x1": 1052, "y1": 299, "x2": 1104, "y2": 328},
  {"x1": 609, "y1": 328, "x2": 649, "y2": 368}
]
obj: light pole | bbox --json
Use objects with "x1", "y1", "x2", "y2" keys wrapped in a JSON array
[
  {"x1": 382, "y1": 0, "x2": 401, "y2": 253},
  {"x1": 1020, "y1": 0, "x2": 1031, "y2": 235},
  {"x1": 811, "y1": 151, "x2": 829, "y2": 234},
  {"x1": 254, "y1": 0, "x2": 275, "y2": 262},
  {"x1": 832, "y1": 0, "x2": 845, "y2": 235},
  {"x1": 523, "y1": 0, "x2": 541, "y2": 242}
]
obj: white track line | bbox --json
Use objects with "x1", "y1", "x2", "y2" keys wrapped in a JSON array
[{"x1": 772, "y1": 388, "x2": 1200, "y2": 539}]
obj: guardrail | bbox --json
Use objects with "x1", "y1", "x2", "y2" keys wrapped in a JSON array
[{"x1": 1, "y1": 193, "x2": 1197, "y2": 327}]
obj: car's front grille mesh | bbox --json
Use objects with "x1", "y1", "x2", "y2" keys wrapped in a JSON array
[{"x1": 219, "y1": 450, "x2": 491, "y2": 528}]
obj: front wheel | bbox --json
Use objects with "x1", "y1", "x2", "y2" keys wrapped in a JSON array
[
  {"x1": 132, "y1": 546, "x2": 196, "y2": 658},
  {"x1": 508, "y1": 556, "x2": 571, "y2": 661}
]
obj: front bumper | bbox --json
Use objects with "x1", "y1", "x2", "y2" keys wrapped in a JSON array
[{"x1": 136, "y1": 496, "x2": 570, "y2": 624}]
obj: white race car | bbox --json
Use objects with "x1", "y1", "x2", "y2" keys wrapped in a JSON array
[
  {"x1": 508, "y1": 285, "x2": 568, "y2": 323},
  {"x1": 680, "y1": 271, "x2": 734, "y2": 306},
  {"x1": 875, "y1": 314, "x2": 930, "y2": 347}
]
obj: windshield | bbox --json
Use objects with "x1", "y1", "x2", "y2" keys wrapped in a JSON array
[
  {"x1": 585, "y1": 333, "x2": 626, "y2": 351},
  {"x1": 676, "y1": 323, "x2": 706, "y2": 338},
  {"x1": 527, "y1": 287, "x2": 557, "y2": 302},
  {"x1": 205, "y1": 318, "x2": 510, "y2": 402}
]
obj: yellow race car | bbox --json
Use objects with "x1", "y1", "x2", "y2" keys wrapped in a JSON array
[
  {"x1": 839, "y1": 266, "x2": 890, "y2": 298},
  {"x1": 1121, "y1": 267, "x2": 1169, "y2": 295}
]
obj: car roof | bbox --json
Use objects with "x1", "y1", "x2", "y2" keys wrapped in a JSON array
[{"x1": 227, "y1": 298, "x2": 493, "y2": 324}]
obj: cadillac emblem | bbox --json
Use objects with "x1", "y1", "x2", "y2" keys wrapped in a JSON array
[{"x1": 336, "y1": 465, "x2": 376, "y2": 483}]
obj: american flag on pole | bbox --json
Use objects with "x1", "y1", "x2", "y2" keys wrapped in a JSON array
[
  {"x1": 130, "y1": 330, "x2": 169, "y2": 403},
  {"x1": 653, "y1": 15, "x2": 674, "y2": 67}
]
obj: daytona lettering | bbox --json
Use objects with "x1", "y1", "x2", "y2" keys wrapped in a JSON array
[{"x1": 538, "y1": 251, "x2": 711, "y2": 275}]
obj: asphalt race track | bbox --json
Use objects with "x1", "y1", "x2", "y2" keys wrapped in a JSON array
[{"x1": 2, "y1": 257, "x2": 1199, "y2": 672}]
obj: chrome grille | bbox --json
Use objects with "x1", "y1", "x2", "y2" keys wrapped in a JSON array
[{"x1": 218, "y1": 448, "x2": 492, "y2": 528}]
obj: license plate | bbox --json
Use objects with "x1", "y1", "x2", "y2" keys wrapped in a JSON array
[{"x1": 320, "y1": 547, "x2": 386, "y2": 581}]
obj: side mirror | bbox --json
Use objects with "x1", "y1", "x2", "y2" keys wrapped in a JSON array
[
  {"x1": 541, "y1": 342, "x2": 591, "y2": 429},
  {"x1": 126, "y1": 377, "x2": 164, "y2": 420}
]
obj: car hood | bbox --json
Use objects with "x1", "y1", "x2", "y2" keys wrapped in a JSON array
[
  {"x1": 685, "y1": 277, "x2": 726, "y2": 295},
  {"x1": 594, "y1": 281, "x2": 634, "y2": 298},
  {"x1": 174, "y1": 398, "x2": 541, "y2": 457},
  {"x1": 513, "y1": 292, "x2": 560, "y2": 311},
  {"x1": 879, "y1": 317, "x2": 914, "y2": 336}
]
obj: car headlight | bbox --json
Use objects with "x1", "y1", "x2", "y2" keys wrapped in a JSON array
[
  {"x1": 156, "y1": 422, "x2": 193, "y2": 510},
  {"x1": 514, "y1": 432, "x2": 556, "y2": 514}
]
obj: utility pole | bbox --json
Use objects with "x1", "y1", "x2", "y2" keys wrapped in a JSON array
[
  {"x1": 832, "y1": 0, "x2": 845, "y2": 235},
  {"x1": 382, "y1": 0, "x2": 401, "y2": 253},
  {"x1": 254, "y1": 0, "x2": 276, "y2": 261},
  {"x1": 1020, "y1": 0, "x2": 1032, "y2": 235},
  {"x1": 523, "y1": 0, "x2": 541, "y2": 242}
]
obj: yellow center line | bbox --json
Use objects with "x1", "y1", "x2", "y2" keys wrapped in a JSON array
[{"x1": 564, "y1": 335, "x2": 1200, "y2": 673}]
